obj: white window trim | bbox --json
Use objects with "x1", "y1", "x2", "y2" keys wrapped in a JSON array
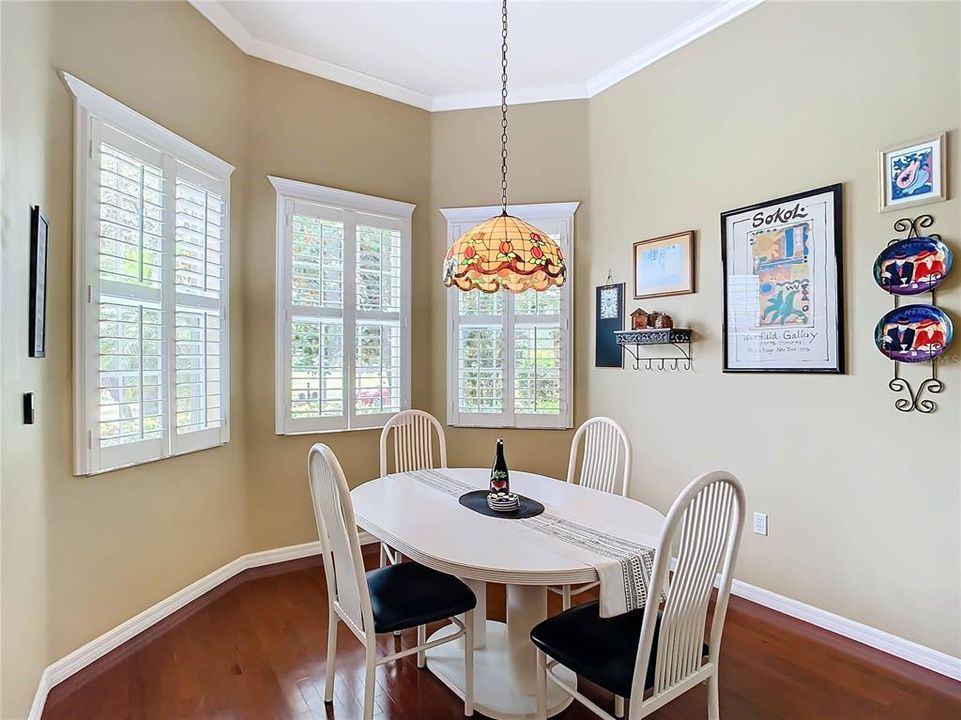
[
  {"x1": 270, "y1": 176, "x2": 414, "y2": 435},
  {"x1": 442, "y1": 201, "x2": 578, "y2": 430},
  {"x1": 64, "y1": 72, "x2": 234, "y2": 475}
]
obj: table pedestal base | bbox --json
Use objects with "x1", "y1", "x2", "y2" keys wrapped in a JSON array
[{"x1": 426, "y1": 621, "x2": 575, "y2": 720}]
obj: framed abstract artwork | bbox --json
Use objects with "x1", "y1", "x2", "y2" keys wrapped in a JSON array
[
  {"x1": 632, "y1": 230, "x2": 695, "y2": 299},
  {"x1": 879, "y1": 133, "x2": 946, "y2": 211},
  {"x1": 721, "y1": 184, "x2": 844, "y2": 373},
  {"x1": 29, "y1": 206, "x2": 48, "y2": 358},
  {"x1": 595, "y1": 282, "x2": 624, "y2": 368}
]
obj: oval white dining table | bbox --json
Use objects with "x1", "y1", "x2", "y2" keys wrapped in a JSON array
[{"x1": 351, "y1": 467, "x2": 666, "y2": 720}]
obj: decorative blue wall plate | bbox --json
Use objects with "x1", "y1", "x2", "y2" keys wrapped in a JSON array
[
  {"x1": 874, "y1": 236, "x2": 952, "y2": 295},
  {"x1": 875, "y1": 304, "x2": 953, "y2": 363}
]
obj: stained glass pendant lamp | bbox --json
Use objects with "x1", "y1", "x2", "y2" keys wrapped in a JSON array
[{"x1": 442, "y1": 0, "x2": 567, "y2": 294}]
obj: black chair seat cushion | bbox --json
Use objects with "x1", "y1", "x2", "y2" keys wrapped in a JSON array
[
  {"x1": 366, "y1": 561, "x2": 477, "y2": 634},
  {"x1": 530, "y1": 601, "x2": 708, "y2": 698}
]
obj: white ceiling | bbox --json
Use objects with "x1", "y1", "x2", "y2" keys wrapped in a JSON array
[{"x1": 189, "y1": 1, "x2": 761, "y2": 111}]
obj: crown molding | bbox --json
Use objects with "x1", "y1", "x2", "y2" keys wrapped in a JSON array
[
  {"x1": 431, "y1": 83, "x2": 590, "y2": 113},
  {"x1": 188, "y1": 0, "x2": 434, "y2": 110},
  {"x1": 440, "y1": 201, "x2": 580, "y2": 224},
  {"x1": 586, "y1": 0, "x2": 764, "y2": 97},
  {"x1": 189, "y1": 0, "x2": 763, "y2": 113}
]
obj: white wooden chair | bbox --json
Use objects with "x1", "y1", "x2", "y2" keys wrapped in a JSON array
[
  {"x1": 308, "y1": 443, "x2": 475, "y2": 720},
  {"x1": 550, "y1": 416, "x2": 632, "y2": 715},
  {"x1": 565, "y1": 416, "x2": 632, "y2": 496},
  {"x1": 378, "y1": 409, "x2": 448, "y2": 569},
  {"x1": 532, "y1": 471, "x2": 746, "y2": 720},
  {"x1": 379, "y1": 408, "x2": 448, "y2": 475},
  {"x1": 551, "y1": 417, "x2": 632, "y2": 605}
]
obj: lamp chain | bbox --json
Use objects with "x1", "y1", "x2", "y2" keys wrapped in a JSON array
[{"x1": 500, "y1": 0, "x2": 509, "y2": 215}]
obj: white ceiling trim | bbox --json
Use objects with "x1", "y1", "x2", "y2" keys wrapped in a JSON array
[
  {"x1": 586, "y1": 0, "x2": 764, "y2": 97},
  {"x1": 431, "y1": 82, "x2": 591, "y2": 113},
  {"x1": 189, "y1": 0, "x2": 434, "y2": 110},
  {"x1": 440, "y1": 201, "x2": 580, "y2": 223},
  {"x1": 190, "y1": 0, "x2": 763, "y2": 113}
]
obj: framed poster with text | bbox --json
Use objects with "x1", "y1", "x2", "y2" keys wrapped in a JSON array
[{"x1": 721, "y1": 184, "x2": 844, "y2": 373}]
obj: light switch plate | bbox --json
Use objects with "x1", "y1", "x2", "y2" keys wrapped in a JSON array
[{"x1": 753, "y1": 512, "x2": 768, "y2": 536}]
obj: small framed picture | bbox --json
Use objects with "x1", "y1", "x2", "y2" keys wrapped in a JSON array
[
  {"x1": 29, "y1": 206, "x2": 48, "y2": 358},
  {"x1": 879, "y1": 132, "x2": 946, "y2": 212},
  {"x1": 632, "y1": 230, "x2": 695, "y2": 299}
]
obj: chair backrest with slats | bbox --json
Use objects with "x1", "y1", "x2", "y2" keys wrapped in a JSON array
[
  {"x1": 308, "y1": 443, "x2": 374, "y2": 640},
  {"x1": 379, "y1": 409, "x2": 448, "y2": 477},
  {"x1": 565, "y1": 416, "x2": 632, "y2": 496},
  {"x1": 630, "y1": 471, "x2": 745, "y2": 717}
]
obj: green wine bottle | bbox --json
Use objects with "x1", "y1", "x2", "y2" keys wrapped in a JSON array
[{"x1": 489, "y1": 438, "x2": 510, "y2": 496}]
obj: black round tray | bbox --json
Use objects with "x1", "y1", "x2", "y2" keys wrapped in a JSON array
[{"x1": 458, "y1": 490, "x2": 545, "y2": 519}]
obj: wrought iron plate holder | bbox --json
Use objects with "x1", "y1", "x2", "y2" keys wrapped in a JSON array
[
  {"x1": 885, "y1": 214, "x2": 945, "y2": 413},
  {"x1": 614, "y1": 328, "x2": 693, "y2": 371}
]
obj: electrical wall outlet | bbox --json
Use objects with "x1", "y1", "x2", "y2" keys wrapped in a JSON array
[{"x1": 753, "y1": 512, "x2": 768, "y2": 536}]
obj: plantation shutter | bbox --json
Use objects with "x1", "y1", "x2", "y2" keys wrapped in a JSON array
[
  {"x1": 86, "y1": 123, "x2": 167, "y2": 471},
  {"x1": 283, "y1": 199, "x2": 348, "y2": 433},
  {"x1": 352, "y1": 215, "x2": 404, "y2": 428},
  {"x1": 77, "y1": 114, "x2": 230, "y2": 475},
  {"x1": 172, "y1": 161, "x2": 229, "y2": 453},
  {"x1": 454, "y1": 290, "x2": 505, "y2": 424}
]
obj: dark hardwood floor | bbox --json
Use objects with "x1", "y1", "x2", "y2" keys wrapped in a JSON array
[{"x1": 43, "y1": 547, "x2": 961, "y2": 720}]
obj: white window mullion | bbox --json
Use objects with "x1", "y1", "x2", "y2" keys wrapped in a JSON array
[
  {"x1": 401, "y1": 214, "x2": 412, "y2": 412},
  {"x1": 78, "y1": 114, "x2": 103, "y2": 474},
  {"x1": 503, "y1": 291, "x2": 516, "y2": 427},
  {"x1": 276, "y1": 199, "x2": 294, "y2": 434},
  {"x1": 344, "y1": 210, "x2": 359, "y2": 430},
  {"x1": 161, "y1": 153, "x2": 177, "y2": 459},
  {"x1": 447, "y1": 289, "x2": 459, "y2": 425}
]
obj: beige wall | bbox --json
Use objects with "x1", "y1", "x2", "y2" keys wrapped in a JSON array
[
  {"x1": 1, "y1": 0, "x2": 959, "y2": 717},
  {"x1": 1, "y1": 2, "x2": 253, "y2": 715},
  {"x1": 241, "y1": 58, "x2": 431, "y2": 552},
  {"x1": 586, "y1": 1, "x2": 960, "y2": 654}
]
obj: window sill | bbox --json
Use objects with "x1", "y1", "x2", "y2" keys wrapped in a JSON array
[
  {"x1": 275, "y1": 426, "x2": 386, "y2": 437},
  {"x1": 448, "y1": 423, "x2": 573, "y2": 431},
  {"x1": 76, "y1": 439, "x2": 228, "y2": 477}
]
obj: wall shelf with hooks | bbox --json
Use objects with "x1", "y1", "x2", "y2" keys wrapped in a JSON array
[{"x1": 614, "y1": 328, "x2": 693, "y2": 371}]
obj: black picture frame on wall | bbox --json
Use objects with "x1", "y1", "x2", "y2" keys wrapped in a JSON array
[
  {"x1": 595, "y1": 282, "x2": 625, "y2": 368},
  {"x1": 721, "y1": 184, "x2": 844, "y2": 373},
  {"x1": 29, "y1": 206, "x2": 49, "y2": 358}
]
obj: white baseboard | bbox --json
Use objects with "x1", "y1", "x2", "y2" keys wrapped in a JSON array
[
  {"x1": 729, "y1": 579, "x2": 961, "y2": 681},
  {"x1": 27, "y1": 536, "x2": 957, "y2": 719},
  {"x1": 27, "y1": 532, "x2": 379, "y2": 720}
]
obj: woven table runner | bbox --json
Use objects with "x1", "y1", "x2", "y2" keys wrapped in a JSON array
[{"x1": 408, "y1": 469, "x2": 656, "y2": 617}]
